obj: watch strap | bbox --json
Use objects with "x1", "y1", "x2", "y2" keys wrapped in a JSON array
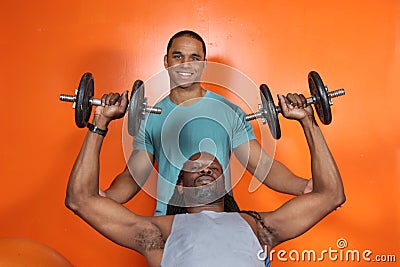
[{"x1": 87, "y1": 123, "x2": 108, "y2": 137}]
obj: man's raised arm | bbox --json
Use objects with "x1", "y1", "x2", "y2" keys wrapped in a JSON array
[
  {"x1": 64, "y1": 92, "x2": 162, "y2": 256},
  {"x1": 260, "y1": 94, "x2": 345, "y2": 248}
]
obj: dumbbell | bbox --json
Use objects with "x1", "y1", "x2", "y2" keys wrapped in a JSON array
[
  {"x1": 59, "y1": 72, "x2": 161, "y2": 136},
  {"x1": 245, "y1": 71, "x2": 345, "y2": 139}
]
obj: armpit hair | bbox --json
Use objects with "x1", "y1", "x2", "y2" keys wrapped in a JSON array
[
  {"x1": 132, "y1": 225, "x2": 165, "y2": 251},
  {"x1": 240, "y1": 210, "x2": 275, "y2": 247}
]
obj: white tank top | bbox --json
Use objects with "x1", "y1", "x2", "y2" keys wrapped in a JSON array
[{"x1": 160, "y1": 210, "x2": 266, "y2": 267}]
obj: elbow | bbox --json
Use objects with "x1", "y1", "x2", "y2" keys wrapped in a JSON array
[
  {"x1": 334, "y1": 190, "x2": 346, "y2": 210},
  {"x1": 333, "y1": 176, "x2": 346, "y2": 209},
  {"x1": 65, "y1": 190, "x2": 85, "y2": 213},
  {"x1": 315, "y1": 173, "x2": 346, "y2": 211},
  {"x1": 65, "y1": 192, "x2": 78, "y2": 212},
  {"x1": 319, "y1": 191, "x2": 345, "y2": 213},
  {"x1": 65, "y1": 185, "x2": 99, "y2": 214},
  {"x1": 317, "y1": 181, "x2": 346, "y2": 211},
  {"x1": 327, "y1": 186, "x2": 346, "y2": 211}
]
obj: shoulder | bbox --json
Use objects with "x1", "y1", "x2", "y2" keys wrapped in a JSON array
[
  {"x1": 144, "y1": 95, "x2": 173, "y2": 124},
  {"x1": 204, "y1": 91, "x2": 243, "y2": 113},
  {"x1": 153, "y1": 95, "x2": 173, "y2": 109},
  {"x1": 205, "y1": 90, "x2": 232, "y2": 103}
]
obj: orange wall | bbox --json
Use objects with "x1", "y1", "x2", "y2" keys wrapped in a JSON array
[{"x1": 1, "y1": 0, "x2": 399, "y2": 266}]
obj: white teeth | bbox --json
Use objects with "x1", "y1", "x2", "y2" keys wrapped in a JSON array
[{"x1": 177, "y1": 72, "x2": 192, "y2": 76}]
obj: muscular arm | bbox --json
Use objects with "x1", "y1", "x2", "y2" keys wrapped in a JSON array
[
  {"x1": 234, "y1": 140, "x2": 309, "y2": 196},
  {"x1": 65, "y1": 93, "x2": 167, "y2": 262},
  {"x1": 260, "y1": 95, "x2": 345, "y2": 248},
  {"x1": 65, "y1": 131, "x2": 147, "y2": 248}
]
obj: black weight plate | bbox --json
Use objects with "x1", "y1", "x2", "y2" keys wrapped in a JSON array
[
  {"x1": 75, "y1": 72, "x2": 94, "y2": 128},
  {"x1": 308, "y1": 71, "x2": 331, "y2": 125},
  {"x1": 128, "y1": 80, "x2": 145, "y2": 136},
  {"x1": 260, "y1": 84, "x2": 281, "y2": 139}
]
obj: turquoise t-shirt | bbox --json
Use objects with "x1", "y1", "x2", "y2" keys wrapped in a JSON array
[{"x1": 134, "y1": 90, "x2": 255, "y2": 215}]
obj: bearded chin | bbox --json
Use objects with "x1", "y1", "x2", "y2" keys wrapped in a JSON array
[
  {"x1": 194, "y1": 187, "x2": 218, "y2": 204},
  {"x1": 184, "y1": 185, "x2": 223, "y2": 206}
]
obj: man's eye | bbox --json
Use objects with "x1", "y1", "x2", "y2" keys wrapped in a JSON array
[{"x1": 191, "y1": 165, "x2": 200, "y2": 171}]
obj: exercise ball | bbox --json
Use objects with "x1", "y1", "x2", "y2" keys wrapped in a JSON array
[{"x1": 0, "y1": 237, "x2": 73, "y2": 267}]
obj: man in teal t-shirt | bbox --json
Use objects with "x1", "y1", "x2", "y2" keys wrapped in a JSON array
[
  {"x1": 134, "y1": 91, "x2": 255, "y2": 215},
  {"x1": 100, "y1": 30, "x2": 312, "y2": 215}
]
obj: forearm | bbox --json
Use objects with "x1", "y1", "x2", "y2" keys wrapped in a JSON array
[
  {"x1": 66, "y1": 115, "x2": 110, "y2": 207},
  {"x1": 103, "y1": 149, "x2": 154, "y2": 203},
  {"x1": 235, "y1": 140, "x2": 309, "y2": 196},
  {"x1": 301, "y1": 117, "x2": 345, "y2": 204},
  {"x1": 66, "y1": 131, "x2": 104, "y2": 208},
  {"x1": 104, "y1": 169, "x2": 141, "y2": 203},
  {"x1": 263, "y1": 161, "x2": 309, "y2": 196}
]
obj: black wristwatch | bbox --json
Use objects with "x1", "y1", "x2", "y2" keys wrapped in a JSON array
[{"x1": 87, "y1": 123, "x2": 108, "y2": 137}]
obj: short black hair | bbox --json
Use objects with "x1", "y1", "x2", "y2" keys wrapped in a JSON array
[{"x1": 166, "y1": 30, "x2": 207, "y2": 58}]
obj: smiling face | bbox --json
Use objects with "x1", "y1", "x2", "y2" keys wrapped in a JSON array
[
  {"x1": 164, "y1": 36, "x2": 206, "y2": 89},
  {"x1": 179, "y1": 152, "x2": 226, "y2": 206}
]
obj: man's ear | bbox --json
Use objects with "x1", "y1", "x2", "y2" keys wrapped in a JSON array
[
  {"x1": 164, "y1": 55, "x2": 168, "y2": 68},
  {"x1": 177, "y1": 171, "x2": 185, "y2": 194}
]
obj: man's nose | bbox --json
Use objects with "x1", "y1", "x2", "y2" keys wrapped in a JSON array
[
  {"x1": 200, "y1": 167, "x2": 212, "y2": 175},
  {"x1": 180, "y1": 60, "x2": 192, "y2": 68}
]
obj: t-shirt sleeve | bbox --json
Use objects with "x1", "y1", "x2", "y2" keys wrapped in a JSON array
[
  {"x1": 133, "y1": 117, "x2": 154, "y2": 154},
  {"x1": 232, "y1": 106, "x2": 256, "y2": 148}
]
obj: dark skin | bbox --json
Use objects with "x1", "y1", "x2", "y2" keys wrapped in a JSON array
[
  {"x1": 65, "y1": 92, "x2": 345, "y2": 266},
  {"x1": 100, "y1": 36, "x2": 312, "y2": 205},
  {"x1": 177, "y1": 153, "x2": 226, "y2": 213}
]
